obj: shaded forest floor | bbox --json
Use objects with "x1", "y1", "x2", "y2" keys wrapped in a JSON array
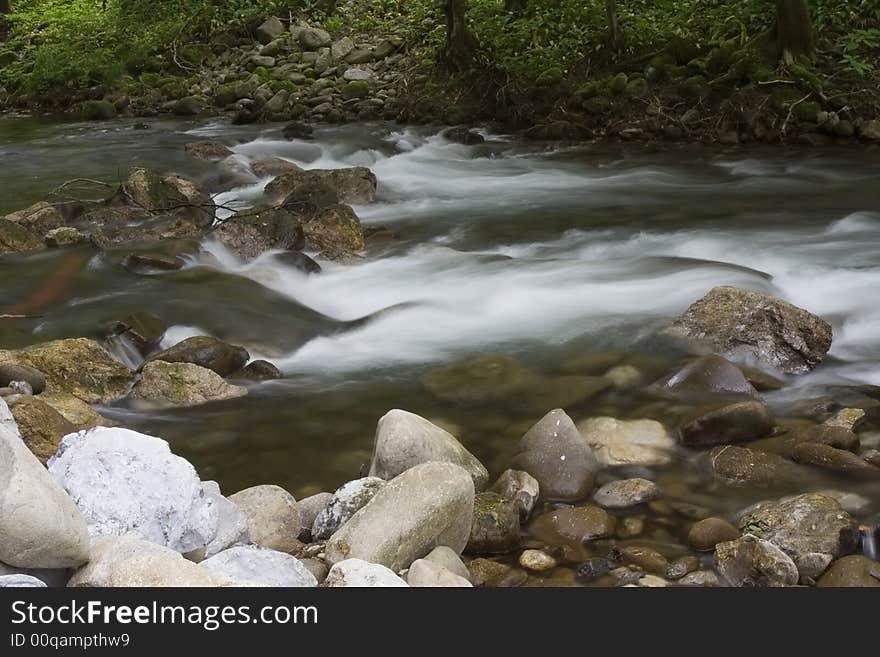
[{"x1": 1, "y1": 1, "x2": 879, "y2": 145}]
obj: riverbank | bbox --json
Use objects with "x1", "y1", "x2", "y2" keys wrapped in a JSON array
[{"x1": 2, "y1": 4, "x2": 880, "y2": 146}]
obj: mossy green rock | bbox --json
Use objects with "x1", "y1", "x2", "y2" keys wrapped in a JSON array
[
  {"x1": 575, "y1": 80, "x2": 606, "y2": 99},
  {"x1": 81, "y1": 100, "x2": 117, "y2": 121},
  {"x1": 173, "y1": 96, "x2": 202, "y2": 116},
  {"x1": 536, "y1": 67, "x2": 564, "y2": 86},
  {"x1": 303, "y1": 204, "x2": 365, "y2": 256},
  {"x1": 625, "y1": 78, "x2": 649, "y2": 97},
  {"x1": 0, "y1": 219, "x2": 44, "y2": 255},
  {"x1": 609, "y1": 72, "x2": 628, "y2": 95},
  {"x1": 794, "y1": 101, "x2": 820, "y2": 123},
  {"x1": 342, "y1": 80, "x2": 369, "y2": 99},
  {"x1": 0, "y1": 338, "x2": 135, "y2": 404},
  {"x1": 130, "y1": 361, "x2": 247, "y2": 408}
]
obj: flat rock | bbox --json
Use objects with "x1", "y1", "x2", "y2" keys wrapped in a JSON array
[
  {"x1": 593, "y1": 478, "x2": 660, "y2": 508},
  {"x1": 0, "y1": 400, "x2": 90, "y2": 569},
  {"x1": 709, "y1": 444, "x2": 809, "y2": 487},
  {"x1": 325, "y1": 462, "x2": 475, "y2": 572},
  {"x1": 679, "y1": 400, "x2": 774, "y2": 447},
  {"x1": 667, "y1": 286, "x2": 833, "y2": 374},
  {"x1": 325, "y1": 559, "x2": 408, "y2": 587},
  {"x1": 229, "y1": 484, "x2": 301, "y2": 553},
  {"x1": 578, "y1": 416, "x2": 675, "y2": 467},
  {"x1": 201, "y1": 546, "x2": 317, "y2": 587},
  {"x1": 529, "y1": 505, "x2": 616, "y2": 548},
  {"x1": 131, "y1": 361, "x2": 248, "y2": 408},
  {"x1": 369, "y1": 409, "x2": 488, "y2": 489},
  {"x1": 513, "y1": 409, "x2": 598, "y2": 502},
  {"x1": 48, "y1": 427, "x2": 218, "y2": 553}
]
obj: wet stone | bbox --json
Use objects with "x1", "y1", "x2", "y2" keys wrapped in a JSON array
[
  {"x1": 593, "y1": 478, "x2": 660, "y2": 509},
  {"x1": 792, "y1": 443, "x2": 880, "y2": 479},
  {"x1": 679, "y1": 400, "x2": 774, "y2": 447},
  {"x1": 530, "y1": 505, "x2": 616, "y2": 548},
  {"x1": 466, "y1": 492, "x2": 521, "y2": 555},
  {"x1": 687, "y1": 517, "x2": 740, "y2": 552},
  {"x1": 575, "y1": 558, "x2": 614, "y2": 583}
]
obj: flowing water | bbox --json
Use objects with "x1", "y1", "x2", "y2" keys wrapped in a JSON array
[{"x1": 2, "y1": 117, "x2": 880, "y2": 540}]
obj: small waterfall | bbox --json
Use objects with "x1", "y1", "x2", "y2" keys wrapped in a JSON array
[{"x1": 862, "y1": 523, "x2": 878, "y2": 561}]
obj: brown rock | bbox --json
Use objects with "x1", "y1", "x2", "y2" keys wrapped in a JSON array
[
  {"x1": 687, "y1": 517, "x2": 740, "y2": 551},
  {"x1": 8, "y1": 396, "x2": 76, "y2": 463}
]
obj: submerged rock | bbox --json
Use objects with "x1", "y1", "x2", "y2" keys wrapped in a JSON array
[
  {"x1": 513, "y1": 409, "x2": 598, "y2": 502},
  {"x1": 735, "y1": 493, "x2": 859, "y2": 578},
  {"x1": 422, "y1": 355, "x2": 538, "y2": 404},
  {"x1": 678, "y1": 400, "x2": 774, "y2": 447},
  {"x1": 131, "y1": 361, "x2": 248, "y2": 408},
  {"x1": 816, "y1": 555, "x2": 880, "y2": 587},
  {"x1": 0, "y1": 338, "x2": 134, "y2": 403},
  {"x1": 369, "y1": 409, "x2": 488, "y2": 489},
  {"x1": 792, "y1": 443, "x2": 880, "y2": 479},
  {"x1": 229, "y1": 485, "x2": 301, "y2": 553},
  {"x1": 668, "y1": 286, "x2": 833, "y2": 374},
  {"x1": 325, "y1": 462, "x2": 475, "y2": 572},
  {"x1": 146, "y1": 336, "x2": 249, "y2": 377},
  {"x1": 709, "y1": 444, "x2": 808, "y2": 487},
  {"x1": 324, "y1": 559, "x2": 408, "y2": 587},
  {"x1": 48, "y1": 427, "x2": 218, "y2": 553},
  {"x1": 529, "y1": 505, "x2": 616, "y2": 547},
  {"x1": 578, "y1": 416, "x2": 675, "y2": 467},
  {"x1": 687, "y1": 517, "x2": 740, "y2": 552},
  {"x1": 593, "y1": 478, "x2": 660, "y2": 508},
  {"x1": 655, "y1": 354, "x2": 757, "y2": 399},
  {"x1": 0, "y1": 400, "x2": 90, "y2": 569},
  {"x1": 715, "y1": 534, "x2": 799, "y2": 587},
  {"x1": 111, "y1": 312, "x2": 166, "y2": 354},
  {"x1": 312, "y1": 477, "x2": 385, "y2": 541},
  {"x1": 201, "y1": 546, "x2": 317, "y2": 587}
]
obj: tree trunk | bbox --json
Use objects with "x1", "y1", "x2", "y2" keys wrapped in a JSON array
[
  {"x1": 0, "y1": 0, "x2": 11, "y2": 14},
  {"x1": 776, "y1": 0, "x2": 814, "y2": 64},
  {"x1": 604, "y1": 0, "x2": 621, "y2": 50},
  {"x1": 443, "y1": 0, "x2": 479, "y2": 72}
]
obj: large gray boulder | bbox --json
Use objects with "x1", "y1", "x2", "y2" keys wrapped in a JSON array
[
  {"x1": 735, "y1": 493, "x2": 859, "y2": 578},
  {"x1": 48, "y1": 427, "x2": 218, "y2": 553},
  {"x1": 229, "y1": 485, "x2": 301, "y2": 553},
  {"x1": 668, "y1": 286, "x2": 833, "y2": 374},
  {"x1": 325, "y1": 462, "x2": 475, "y2": 572},
  {"x1": 312, "y1": 477, "x2": 385, "y2": 541},
  {"x1": 324, "y1": 559, "x2": 408, "y2": 587},
  {"x1": 68, "y1": 535, "x2": 238, "y2": 587},
  {"x1": 369, "y1": 409, "x2": 488, "y2": 489},
  {"x1": 0, "y1": 400, "x2": 90, "y2": 569},
  {"x1": 201, "y1": 546, "x2": 317, "y2": 587},
  {"x1": 513, "y1": 409, "x2": 598, "y2": 502}
]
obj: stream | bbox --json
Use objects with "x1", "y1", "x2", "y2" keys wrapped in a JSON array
[{"x1": 2, "y1": 115, "x2": 879, "y2": 531}]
